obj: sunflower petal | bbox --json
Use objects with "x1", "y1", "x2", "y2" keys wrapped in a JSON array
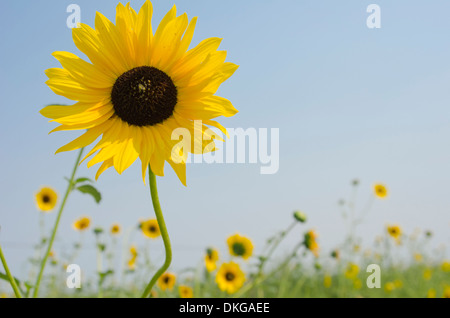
[
  {"x1": 135, "y1": 0, "x2": 154, "y2": 65},
  {"x1": 55, "y1": 120, "x2": 113, "y2": 154},
  {"x1": 153, "y1": 13, "x2": 188, "y2": 70},
  {"x1": 52, "y1": 51, "x2": 114, "y2": 88},
  {"x1": 95, "y1": 158, "x2": 114, "y2": 180},
  {"x1": 170, "y1": 37, "x2": 222, "y2": 80}
]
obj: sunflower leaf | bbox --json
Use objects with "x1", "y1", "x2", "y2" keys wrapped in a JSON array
[
  {"x1": 0, "y1": 272, "x2": 27, "y2": 296},
  {"x1": 76, "y1": 185, "x2": 102, "y2": 204},
  {"x1": 75, "y1": 177, "x2": 93, "y2": 184}
]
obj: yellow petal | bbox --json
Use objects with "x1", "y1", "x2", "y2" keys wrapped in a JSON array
[
  {"x1": 168, "y1": 159, "x2": 186, "y2": 186},
  {"x1": 52, "y1": 51, "x2": 114, "y2": 88},
  {"x1": 45, "y1": 68, "x2": 110, "y2": 102},
  {"x1": 55, "y1": 120, "x2": 113, "y2": 153},
  {"x1": 95, "y1": 12, "x2": 132, "y2": 72},
  {"x1": 170, "y1": 37, "x2": 222, "y2": 81},
  {"x1": 95, "y1": 158, "x2": 114, "y2": 180},
  {"x1": 49, "y1": 111, "x2": 113, "y2": 132},
  {"x1": 153, "y1": 13, "x2": 188, "y2": 70},
  {"x1": 40, "y1": 102, "x2": 103, "y2": 119},
  {"x1": 135, "y1": 0, "x2": 154, "y2": 66},
  {"x1": 72, "y1": 23, "x2": 122, "y2": 76},
  {"x1": 113, "y1": 138, "x2": 139, "y2": 174}
]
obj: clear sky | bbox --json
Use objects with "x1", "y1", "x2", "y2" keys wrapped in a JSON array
[{"x1": 1, "y1": 0, "x2": 449, "y2": 283}]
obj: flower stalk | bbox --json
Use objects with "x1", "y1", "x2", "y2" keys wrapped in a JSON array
[
  {"x1": 0, "y1": 242, "x2": 22, "y2": 298},
  {"x1": 141, "y1": 165, "x2": 172, "y2": 298},
  {"x1": 33, "y1": 147, "x2": 84, "y2": 298}
]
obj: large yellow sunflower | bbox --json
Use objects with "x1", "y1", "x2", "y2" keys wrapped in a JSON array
[{"x1": 40, "y1": 0, "x2": 238, "y2": 185}]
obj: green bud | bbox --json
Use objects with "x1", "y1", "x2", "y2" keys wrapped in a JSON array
[
  {"x1": 293, "y1": 211, "x2": 307, "y2": 223},
  {"x1": 93, "y1": 227, "x2": 103, "y2": 235},
  {"x1": 97, "y1": 243, "x2": 106, "y2": 252}
]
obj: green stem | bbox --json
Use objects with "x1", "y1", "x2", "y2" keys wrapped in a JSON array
[
  {"x1": 141, "y1": 166, "x2": 172, "y2": 298},
  {"x1": 257, "y1": 221, "x2": 297, "y2": 277},
  {"x1": 0, "y1": 243, "x2": 22, "y2": 298},
  {"x1": 32, "y1": 147, "x2": 84, "y2": 298},
  {"x1": 234, "y1": 241, "x2": 303, "y2": 298}
]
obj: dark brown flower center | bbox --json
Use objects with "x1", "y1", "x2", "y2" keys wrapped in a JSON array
[
  {"x1": 225, "y1": 272, "x2": 235, "y2": 281},
  {"x1": 111, "y1": 66, "x2": 177, "y2": 126},
  {"x1": 42, "y1": 195, "x2": 50, "y2": 203},
  {"x1": 149, "y1": 225, "x2": 157, "y2": 233},
  {"x1": 232, "y1": 243, "x2": 245, "y2": 256}
]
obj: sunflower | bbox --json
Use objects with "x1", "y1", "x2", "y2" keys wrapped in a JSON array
[
  {"x1": 140, "y1": 219, "x2": 161, "y2": 238},
  {"x1": 344, "y1": 263, "x2": 359, "y2": 280},
  {"x1": 323, "y1": 275, "x2": 332, "y2": 288},
  {"x1": 35, "y1": 187, "x2": 58, "y2": 212},
  {"x1": 423, "y1": 269, "x2": 432, "y2": 280},
  {"x1": 40, "y1": 0, "x2": 238, "y2": 186},
  {"x1": 444, "y1": 286, "x2": 450, "y2": 298},
  {"x1": 427, "y1": 288, "x2": 436, "y2": 298},
  {"x1": 384, "y1": 282, "x2": 395, "y2": 293},
  {"x1": 158, "y1": 272, "x2": 176, "y2": 291},
  {"x1": 353, "y1": 279, "x2": 362, "y2": 290},
  {"x1": 179, "y1": 285, "x2": 193, "y2": 298},
  {"x1": 304, "y1": 230, "x2": 319, "y2": 257},
  {"x1": 110, "y1": 223, "x2": 121, "y2": 235},
  {"x1": 128, "y1": 245, "x2": 138, "y2": 269},
  {"x1": 387, "y1": 224, "x2": 402, "y2": 240},
  {"x1": 215, "y1": 261, "x2": 245, "y2": 294},
  {"x1": 227, "y1": 234, "x2": 253, "y2": 260},
  {"x1": 414, "y1": 253, "x2": 423, "y2": 262},
  {"x1": 205, "y1": 247, "x2": 219, "y2": 272},
  {"x1": 330, "y1": 249, "x2": 340, "y2": 260},
  {"x1": 73, "y1": 216, "x2": 91, "y2": 231},
  {"x1": 374, "y1": 183, "x2": 388, "y2": 198}
]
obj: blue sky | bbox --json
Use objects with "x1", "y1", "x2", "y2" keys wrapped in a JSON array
[{"x1": 1, "y1": 0, "x2": 450, "y2": 285}]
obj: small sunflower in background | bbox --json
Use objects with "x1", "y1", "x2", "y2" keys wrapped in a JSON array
[
  {"x1": 423, "y1": 268, "x2": 432, "y2": 280},
  {"x1": 304, "y1": 230, "x2": 319, "y2": 257},
  {"x1": 374, "y1": 183, "x2": 388, "y2": 198},
  {"x1": 110, "y1": 223, "x2": 121, "y2": 235},
  {"x1": 414, "y1": 253, "x2": 423, "y2": 262},
  {"x1": 35, "y1": 187, "x2": 58, "y2": 212},
  {"x1": 179, "y1": 285, "x2": 193, "y2": 298},
  {"x1": 39, "y1": 0, "x2": 239, "y2": 185},
  {"x1": 442, "y1": 261, "x2": 450, "y2": 272},
  {"x1": 140, "y1": 219, "x2": 161, "y2": 239},
  {"x1": 205, "y1": 247, "x2": 219, "y2": 272},
  {"x1": 227, "y1": 234, "x2": 253, "y2": 260},
  {"x1": 216, "y1": 261, "x2": 245, "y2": 294},
  {"x1": 384, "y1": 281, "x2": 395, "y2": 293},
  {"x1": 158, "y1": 272, "x2": 176, "y2": 291},
  {"x1": 323, "y1": 275, "x2": 332, "y2": 288},
  {"x1": 386, "y1": 224, "x2": 402, "y2": 242},
  {"x1": 344, "y1": 263, "x2": 359, "y2": 280},
  {"x1": 128, "y1": 245, "x2": 138, "y2": 270},
  {"x1": 330, "y1": 249, "x2": 340, "y2": 260},
  {"x1": 427, "y1": 288, "x2": 436, "y2": 298},
  {"x1": 443, "y1": 286, "x2": 450, "y2": 298},
  {"x1": 72, "y1": 216, "x2": 91, "y2": 231}
]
